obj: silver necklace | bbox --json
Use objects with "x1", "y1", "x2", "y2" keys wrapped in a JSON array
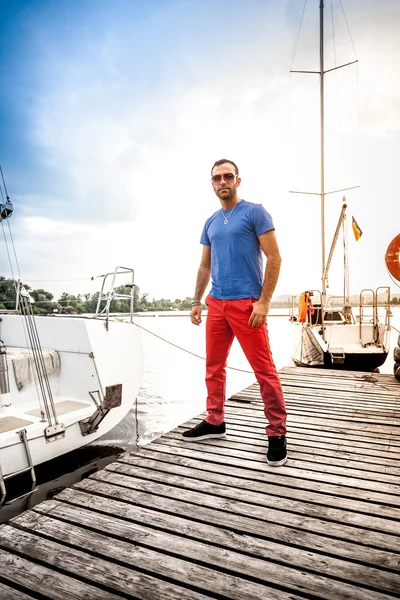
[{"x1": 221, "y1": 203, "x2": 238, "y2": 225}]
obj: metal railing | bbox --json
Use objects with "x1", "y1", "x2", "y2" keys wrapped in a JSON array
[
  {"x1": 95, "y1": 266, "x2": 135, "y2": 330},
  {"x1": 359, "y1": 287, "x2": 391, "y2": 348},
  {"x1": 290, "y1": 286, "x2": 391, "y2": 349}
]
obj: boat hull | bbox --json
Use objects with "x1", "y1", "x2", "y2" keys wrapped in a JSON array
[
  {"x1": 0, "y1": 314, "x2": 142, "y2": 479},
  {"x1": 293, "y1": 351, "x2": 388, "y2": 372},
  {"x1": 291, "y1": 321, "x2": 390, "y2": 373}
]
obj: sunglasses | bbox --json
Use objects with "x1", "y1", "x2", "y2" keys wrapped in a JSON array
[{"x1": 211, "y1": 173, "x2": 237, "y2": 184}]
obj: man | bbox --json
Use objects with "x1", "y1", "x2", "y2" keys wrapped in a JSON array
[{"x1": 182, "y1": 159, "x2": 287, "y2": 467}]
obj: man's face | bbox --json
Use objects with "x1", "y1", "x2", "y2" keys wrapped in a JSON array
[{"x1": 211, "y1": 162, "x2": 241, "y2": 201}]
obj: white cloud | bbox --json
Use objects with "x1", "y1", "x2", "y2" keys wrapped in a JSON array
[{"x1": 3, "y1": 0, "x2": 399, "y2": 301}]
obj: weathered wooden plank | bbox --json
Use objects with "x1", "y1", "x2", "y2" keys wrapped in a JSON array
[
  {"x1": 225, "y1": 399, "x2": 400, "y2": 422},
  {"x1": 279, "y1": 379, "x2": 400, "y2": 396},
  {"x1": 279, "y1": 365, "x2": 396, "y2": 377},
  {"x1": 226, "y1": 411, "x2": 400, "y2": 436},
  {"x1": 232, "y1": 397, "x2": 399, "y2": 415},
  {"x1": 66, "y1": 480, "x2": 400, "y2": 571},
  {"x1": 170, "y1": 429, "x2": 400, "y2": 468},
  {"x1": 279, "y1": 389, "x2": 399, "y2": 405},
  {"x1": 279, "y1": 367, "x2": 399, "y2": 387},
  {"x1": 159, "y1": 433, "x2": 400, "y2": 478},
  {"x1": 190, "y1": 401, "x2": 400, "y2": 429},
  {"x1": 29, "y1": 499, "x2": 400, "y2": 599},
  {"x1": 226, "y1": 415, "x2": 400, "y2": 440},
  {"x1": 231, "y1": 390, "x2": 400, "y2": 411},
  {"x1": 0, "y1": 547, "x2": 124, "y2": 599},
  {"x1": 0, "y1": 364, "x2": 398, "y2": 600},
  {"x1": 119, "y1": 450, "x2": 400, "y2": 517},
  {"x1": 84, "y1": 469, "x2": 400, "y2": 551},
  {"x1": 227, "y1": 404, "x2": 400, "y2": 435},
  {"x1": 278, "y1": 383, "x2": 400, "y2": 401},
  {"x1": 277, "y1": 384, "x2": 399, "y2": 402},
  {"x1": 147, "y1": 438, "x2": 400, "y2": 504},
  {"x1": 284, "y1": 424, "x2": 400, "y2": 448},
  {"x1": 0, "y1": 525, "x2": 212, "y2": 600},
  {"x1": 276, "y1": 380, "x2": 398, "y2": 410},
  {"x1": 182, "y1": 415, "x2": 400, "y2": 457},
  {"x1": 283, "y1": 402, "x2": 398, "y2": 419},
  {"x1": 10, "y1": 512, "x2": 307, "y2": 600},
  {"x1": 228, "y1": 398, "x2": 400, "y2": 422},
  {"x1": 182, "y1": 419, "x2": 400, "y2": 458},
  {"x1": 187, "y1": 416, "x2": 400, "y2": 449},
  {"x1": 285, "y1": 430, "x2": 400, "y2": 457},
  {"x1": 278, "y1": 385, "x2": 399, "y2": 398},
  {"x1": 178, "y1": 426, "x2": 400, "y2": 472},
  {"x1": 0, "y1": 582, "x2": 37, "y2": 600},
  {"x1": 144, "y1": 441, "x2": 400, "y2": 496},
  {"x1": 115, "y1": 454, "x2": 400, "y2": 524},
  {"x1": 281, "y1": 382, "x2": 400, "y2": 394}
]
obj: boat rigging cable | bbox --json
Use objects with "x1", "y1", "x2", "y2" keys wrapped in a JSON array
[
  {"x1": 132, "y1": 321, "x2": 253, "y2": 374},
  {"x1": 0, "y1": 165, "x2": 59, "y2": 426}
]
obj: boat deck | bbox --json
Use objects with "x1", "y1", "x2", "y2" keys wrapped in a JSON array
[{"x1": 0, "y1": 366, "x2": 399, "y2": 599}]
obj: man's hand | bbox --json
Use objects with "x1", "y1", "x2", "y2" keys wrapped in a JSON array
[
  {"x1": 191, "y1": 305, "x2": 203, "y2": 325},
  {"x1": 248, "y1": 300, "x2": 270, "y2": 328}
]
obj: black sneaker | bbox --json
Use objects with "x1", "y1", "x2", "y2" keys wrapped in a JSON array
[
  {"x1": 267, "y1": 435, "x2": 288, "y2": 466},
  {"x1": 182, "y1": 420, "x2": 226, "y2": 441}
]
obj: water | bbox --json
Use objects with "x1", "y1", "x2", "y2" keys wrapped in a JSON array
[{"x1": 1, "y1": 308, "x2": 399, "y2": 522}]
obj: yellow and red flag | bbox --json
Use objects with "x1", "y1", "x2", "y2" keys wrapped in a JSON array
[{"x1": 352, "y1": 216, "x2": 363, "y2": 241}]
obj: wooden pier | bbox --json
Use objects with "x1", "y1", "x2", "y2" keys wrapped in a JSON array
[{"x1": 0, "y1": 366, "x2": 399, "y2": 599}]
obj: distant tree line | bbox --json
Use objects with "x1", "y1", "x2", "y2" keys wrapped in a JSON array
[
  {"x1": 1, "y1": 276, "x2": 399, "y2": 315},
  {"x1": 0, "y1": 276, "x2": 195, "y2": 314}
]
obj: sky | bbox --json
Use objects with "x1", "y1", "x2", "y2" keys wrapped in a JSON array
[{"x1": 0, "y1": 0, "x2": 399, "y2": 302}]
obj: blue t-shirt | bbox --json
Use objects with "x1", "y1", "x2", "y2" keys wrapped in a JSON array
[{"x1": 200, "y1": 199, "x2": 274, "y2": 300}]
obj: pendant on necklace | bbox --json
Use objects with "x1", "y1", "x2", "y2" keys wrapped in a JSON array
[{"x1": 224, "y1": 219, "x2": 228, "y2": 225}]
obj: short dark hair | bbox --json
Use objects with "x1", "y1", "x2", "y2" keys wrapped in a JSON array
[{"x1": 211, "y1": 159, "x2": 239, "y2": 176}]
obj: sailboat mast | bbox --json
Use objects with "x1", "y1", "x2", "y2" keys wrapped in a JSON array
[{"x1": 319, "y1": 1, "x2": 326, "y2": 301}]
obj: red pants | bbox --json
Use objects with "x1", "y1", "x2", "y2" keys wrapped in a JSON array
[{"x1": 205, "y1": 295, "x2": 287, "y2": 436}]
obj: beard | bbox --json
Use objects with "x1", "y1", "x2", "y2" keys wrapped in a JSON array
[{"x1": 216, "y1": 186, "x2": 235, "y2": 200}]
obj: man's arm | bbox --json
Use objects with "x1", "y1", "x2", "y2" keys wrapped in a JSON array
[
  {"x1": 191, "y1": 245, "x2": 211, "y2": 326},
  {"x1": 248, "y1": 230, "x2": 282, "y2": 328}
]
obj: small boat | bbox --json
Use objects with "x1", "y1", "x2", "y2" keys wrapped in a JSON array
[
  {"x1": 289, "y1": 2, "x2": 391, "y2": 371},
  {"x1": 0, "y1": 177, "x2": 142, "y2": 501}
]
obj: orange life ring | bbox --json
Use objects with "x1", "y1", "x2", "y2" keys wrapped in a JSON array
[{"x1": 385, "y1": 234, "x2": 400, "y2": 282}]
